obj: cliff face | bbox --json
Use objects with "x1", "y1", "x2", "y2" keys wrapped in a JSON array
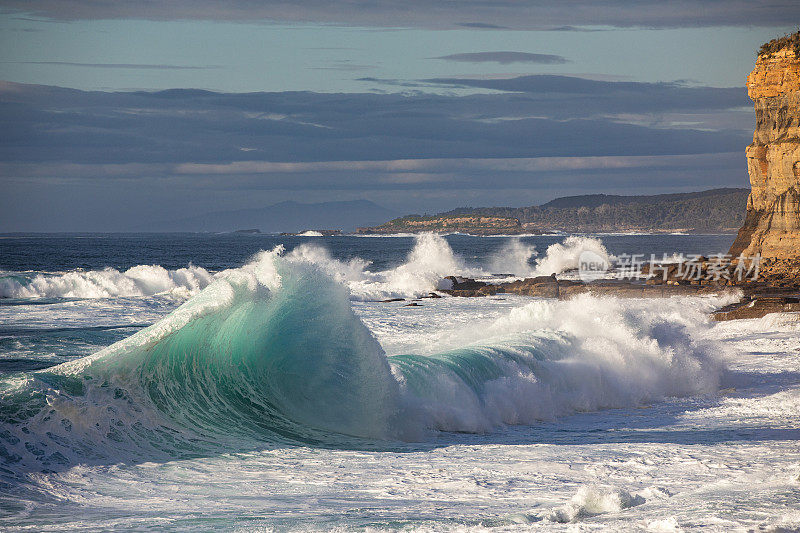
[{"x1": 729, "y1": 34, "x2": 800, "y2": 260}]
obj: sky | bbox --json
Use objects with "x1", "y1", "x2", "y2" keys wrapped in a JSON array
[{"x1": 1, "y1": 1, "x2": 798, "y2": 231}]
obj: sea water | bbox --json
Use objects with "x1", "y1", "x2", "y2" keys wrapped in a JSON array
[{"x1": 0, "y1": 233, "x2": 798, "y2": 531}]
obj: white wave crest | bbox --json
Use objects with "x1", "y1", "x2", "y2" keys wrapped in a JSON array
[
  {"x1": 390, "y1": 294, "x2": 724, "y2": 436},
  {"x1": 0, "y1": 235, "x2": 616, "y2": 302},
  {"x1": 285, "y1": 233, "x2": 464, "y2": 301},
  {"x1": 0, "y1": 264, "x2": 214, "y2": 299}
]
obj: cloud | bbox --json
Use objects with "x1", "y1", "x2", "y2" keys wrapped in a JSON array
[
  {"x1": 309, "y1": 60, "x2": 376, "y2": 71},
  {"x1": 3, "y1": 61, "x2": 220, "y2": 70},
  {"x1": 0, "y1": 76, "x2": 751, "y2": 167},
  {"x1": 454, "y1": 22, "x2": 509, "y2": 29},
  {"x1": 2, "y1": 0, "x2": 797, "y2": 28},
  {"x1": 432, "y1": 52, "x2": 568, "y2": 65},
  {"x1": 0, "y1": 77, "x2": 754, "y2": 230},
  {"x1": 544, "y1": 26, "x2": 608, "y2": 32}
]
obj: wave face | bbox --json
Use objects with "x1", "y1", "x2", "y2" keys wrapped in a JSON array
[{"x1": 0, "y1": 247, "x2": 723, "y2": 473}]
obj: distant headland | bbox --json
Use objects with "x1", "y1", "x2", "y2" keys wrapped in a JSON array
[{"x1": 357, "y1": 188, "x2": 749, "y2": 235}]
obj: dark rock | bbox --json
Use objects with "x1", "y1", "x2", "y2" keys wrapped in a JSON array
[
  {"x1": 502, "y1": 275, "x2": 559, "y2": 298},
  {"x1": 443, "y1": 285, "x2": 501, "y2": 297},
  {"x1": 442, "y1": 276, "x2": 491, "y2": 291},
  {"x1": 713, "y1": 296, "x2": 800, "y2": 321}
]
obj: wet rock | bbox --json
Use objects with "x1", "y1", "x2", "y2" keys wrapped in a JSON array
[
  {"x1": 501, "y1": 275, "x2": 559, "y2": 298},
  {"x1": 713, "y1": 296, "x2": 800, "y2": 320},
  {"x1": 439, "y1": 276, "x2": 501, "y2": 297}
]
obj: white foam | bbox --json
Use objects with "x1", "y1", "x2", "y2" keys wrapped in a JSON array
[
  {"x1": 549, "y1": 485, "x2": 646, "y2": 523},
  {"x1": 533, "y1": 235, "x2": 610, "y2": 276},
  {"x1": 383, "y1": 294, "x2": 725, "y2": 436},
  {"x1": 485, "y1": 238, "x2": 538, "y2": 276},
  {"x1": 0, "y1": 264, "x2": 214, "y2": 299},
  {"x1": 287, "y1": 233, "x2": 465, "y2": 301}
]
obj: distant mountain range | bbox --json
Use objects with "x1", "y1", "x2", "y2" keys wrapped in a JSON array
[
  {"x1": 359, "y1": 188, "x2": 750, "y2": 234},
  {"x1": 158, "y1": 200, "x2": 398, "y2": 233}
]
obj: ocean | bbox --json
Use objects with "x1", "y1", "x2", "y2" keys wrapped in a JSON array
[{"x1": 1, "y1": 233, "x2": 798, "y2": 531}]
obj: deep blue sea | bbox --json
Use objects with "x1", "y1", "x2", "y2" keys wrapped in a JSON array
[{"x1": 0, "y1": 232, "x2": 735, "y2": 272}]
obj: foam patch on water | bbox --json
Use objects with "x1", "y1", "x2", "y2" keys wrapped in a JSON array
[{"x1": 548, "y1": 485, "x2": 646, "y2": 523}]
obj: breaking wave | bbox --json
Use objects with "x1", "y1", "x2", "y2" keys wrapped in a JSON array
[
  {"x1": 0, "y1": 265, "x2": 213, "y2": 299},
  {"x1": 0, "y1": 247, "x2": 723, "y2": 473},
  {"x1": 285, "y1": 233, "x2": 464, "y2": 300},
  {"x1": 484, "y1": 236, "x2": 610, "y2": 278},
  {"x1": 0, "y1": 234, "x2": 612, "y2": 302},
  {"x1": 533, "y1": 235, "x2": 609, "y2": 277}
]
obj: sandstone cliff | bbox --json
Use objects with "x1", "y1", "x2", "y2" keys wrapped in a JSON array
[{"x1": 729, "y1": 32, "x2": 800, "y2": 261}]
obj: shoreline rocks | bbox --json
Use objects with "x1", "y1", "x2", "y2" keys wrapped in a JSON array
[
  {"x1": 439, "y1": 275, "x2": 727, "y2": 299},
  {"x1": 437, "y1": 271, "x2": 799, "y2": 321},
  {"x1": 713, "y1": 296, "x2": 800, "y2": 321}
]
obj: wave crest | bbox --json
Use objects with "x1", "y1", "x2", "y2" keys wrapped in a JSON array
[{"x1": 0, "y1": 264, "x2": 214, "y2": 299}]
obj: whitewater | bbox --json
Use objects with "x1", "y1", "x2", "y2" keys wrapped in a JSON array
[{"x1": 1, "y1": 233, "x2": 798, "y2": 531}]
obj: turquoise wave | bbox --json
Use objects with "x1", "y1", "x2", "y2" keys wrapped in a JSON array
[{"x1": 0, "y1": 249, "x2": 721, "y2": 474}]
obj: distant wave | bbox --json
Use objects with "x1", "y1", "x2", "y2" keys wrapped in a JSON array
[
  {"x1": 1, "y1": 247, "x2": 724, "y2": 473},
  {"x1": 0, "y1": 234, "x2": 609, "y2": 302},
  {"x1": 0, "y1": 265, "x2": 213, "y2": 299}
]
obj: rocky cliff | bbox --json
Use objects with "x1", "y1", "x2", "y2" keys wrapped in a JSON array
[{"x1": 729, "y1": 32, "x2": 800, "y2": 263}]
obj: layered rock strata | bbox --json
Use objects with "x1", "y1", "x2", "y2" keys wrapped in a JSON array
[{"x1": 729, "y1": 33, "x2": 800, "y2": 264}]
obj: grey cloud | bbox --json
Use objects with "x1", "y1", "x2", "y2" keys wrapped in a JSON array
[
  {"x1": 432, "y1": 52, "x2": 568, "y2": 65},
  {"x1": 310, "y1": 60, "x2": 376, "y2": 71},
  {"x1": 0, "y1": 76, "x2": 755, "y2": 230},
  {"x1": 455, "y1": 23, "x2": 509, "y2": 29},
  {"x1": 544, "y1": 26, "x2": 608, "y2": 32},
  {"x1": 5, "y1": 61, "x2": 220, "y2": 70},
  {"x1": 0, "y1": 76, "x2": 751, "y2": 167},
  {"x1": 2, "y1": 0, "x2": 798, "y2": 28}
]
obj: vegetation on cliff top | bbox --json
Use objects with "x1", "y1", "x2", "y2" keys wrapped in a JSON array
[
  {"x1": 362, "y1": 188, "x2": 749, "y2": 234},
  {"x1": 758, "y1": 30, "x2": 800, "y2": 58}
]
